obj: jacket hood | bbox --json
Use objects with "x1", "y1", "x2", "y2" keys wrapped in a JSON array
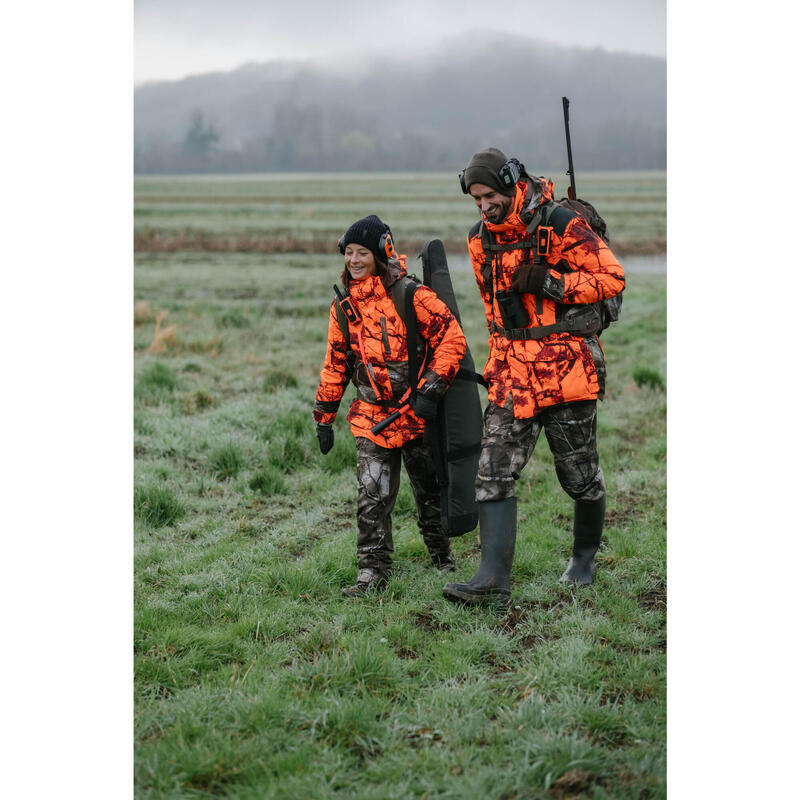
[{"x1": 484, "y1": 176, "x2": 554, "y2": 235}]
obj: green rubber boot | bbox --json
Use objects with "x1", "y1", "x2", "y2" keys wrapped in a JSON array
[
  {"x1": 559, "y1": 496, "x2": 605, "y2": 586},
  {"x1": 442, "y1": 498, "x2": 516, "y2": 605}
]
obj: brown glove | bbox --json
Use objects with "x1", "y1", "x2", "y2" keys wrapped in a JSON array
[{"x1": 511, "y1": 262, "x2": 550, "y2": 295}]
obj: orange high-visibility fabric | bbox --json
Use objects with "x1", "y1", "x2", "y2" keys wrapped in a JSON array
[
  {"x1": 314, "y1": 258, "x2": 466, "y2": 449},
  {"x1": 468, "y1": 179, "x2": 625, "y2": 419}
]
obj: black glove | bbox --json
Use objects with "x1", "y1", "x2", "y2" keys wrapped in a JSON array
[
  {"x1": 511, "y1": 261, "x2": 550, "y2": 295},
  {"x1": 316, "y1": 424, "x2": 334, "y2": 454},
  {"x1": 410, "y1": 392, "x2": 438, "y2": 421}
]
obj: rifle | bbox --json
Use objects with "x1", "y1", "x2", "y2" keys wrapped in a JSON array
[{"x1": 562, "y1": 96, "x2": 577, "y2": 200}]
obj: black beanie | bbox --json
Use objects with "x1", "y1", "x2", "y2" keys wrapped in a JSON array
[
  {"x1": 339, "y1": 214, "x2": 393, "y2": 265},
  {"x1": 463, "y1": 147, "x2": 517, "y2": 196}
]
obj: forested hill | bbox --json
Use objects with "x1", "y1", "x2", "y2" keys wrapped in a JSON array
[{"x1": 134, "y1": 32, "x2": 665, "y2": 174}]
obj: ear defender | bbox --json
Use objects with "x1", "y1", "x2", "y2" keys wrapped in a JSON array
[
  {"x1": 498, "y1": 158, "x2": 523, "y2": 187},
  {"x1": 337, "y1": 234, "x2": 346, "y2": 255},
  {"x1": 458, "y1": 169, "x2": 469, "y2": 194},
  {"x1": 378, "y1": 229, "x2": 396, "y2": 259}
]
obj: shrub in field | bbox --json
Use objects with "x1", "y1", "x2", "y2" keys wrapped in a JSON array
[
  {"x1": 135, "y1": 361, "x2": 177, "y2": 403},
  {"x1": 134, "y1": 483, "x2": 184, "y2": 527},
  {"x1": 209, "y1": 441, "x2": 245, "y2": 480},
  {"x1": 633, "y1": 367, "x2": 665, "y2": 391},
  {"x1": 263, "y1": 370, "x2": 298, "y2": 393},
  {"x1": 249, "y1": 465, "x2": 285, "y2": 496}
]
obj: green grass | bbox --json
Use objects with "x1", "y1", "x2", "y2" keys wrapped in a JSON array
[
  {"x1": 134, "y1": 172, "x2": 665, "y2": 798},
  {"x1": 134, "y1": 483, "x2": 185, "y2": 528}
]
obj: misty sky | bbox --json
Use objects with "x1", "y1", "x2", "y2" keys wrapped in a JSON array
[{"x1": 135, "y1": 0, "x2": 665, "y2": 84}]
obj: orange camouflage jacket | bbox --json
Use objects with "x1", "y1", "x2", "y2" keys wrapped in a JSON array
[
  {"x1": 314, "y1": 256, "x2": 467, "y2": 448},
  {"x1": 469, "y1": 178, "x2": 625, "y2": 419}
]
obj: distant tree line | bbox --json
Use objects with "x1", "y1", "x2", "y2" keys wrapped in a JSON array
[{"x1": 134, "y1": 37, "x2": 666, "y2": 174}]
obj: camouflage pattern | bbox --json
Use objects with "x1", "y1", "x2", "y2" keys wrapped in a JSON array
[
  {"x1": 475, "y1": 399, "x2": 605, "y2": 504},
  {"x1": 468, "y1": 177, "x2": 624, "y2": 419},
  {"x1": 354, "y1": 435, "x2": 451, "y2": 580},
  {"x1": 313, "y1": 256, "x2": 466, "y2": 449}
]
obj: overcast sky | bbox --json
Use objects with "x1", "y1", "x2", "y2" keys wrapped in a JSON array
[{"x1": 135, "y1": 0, "x2": 665, "y2": 85}]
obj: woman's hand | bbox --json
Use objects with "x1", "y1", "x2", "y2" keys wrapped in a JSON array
[{"x1": 316, "y1": 424, "x2": 334, "y2": 454}]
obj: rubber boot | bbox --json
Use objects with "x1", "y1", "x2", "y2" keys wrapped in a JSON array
[
  {"x1": 442, "y1": 497, "x2": 517, "y2": 605},
  {"x1": 559, "y1": 496, "x2": 605, "y2": 586}
]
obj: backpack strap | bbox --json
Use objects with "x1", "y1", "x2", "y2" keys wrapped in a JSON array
[
  {"x1": 333, "y1": 299, "x2": 349, "y2": 341},
  {"x1": 332, "y1": 295, "x2": 356, "y2": 380},
  {"x1": 403, "y1": 280, "x2": 420, "y2": 402},
  {"x1": 389, "y1": 275, "x2": 413, "y2": 325}
]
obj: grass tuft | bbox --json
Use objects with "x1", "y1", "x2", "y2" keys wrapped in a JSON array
[
  {"x1": 263, "y1": 370, "x2": 298, "y2": 393},
  {"x1": 134, "y1": 483, "x2": 185, "y2": 527},
  {"x1": 209, "y1": 441, "x2": 245, "y2": 480},
  {"x1": 249, "y1": 465, "x2": 285, "y2": 496},
  {"x1": 632, "y1": 367, "x2": 665, "y2": 391},
  {"x1": 135, "y1": 360, "x2": 178, "y2": 403}
]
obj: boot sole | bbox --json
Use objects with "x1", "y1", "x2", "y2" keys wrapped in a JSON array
[
  {"x1": 559, "y1": 569, "x2": 595, "y2": 586},
  {"x1": 559, "y1": 576, "x2": 593, "y2": 586},
  {"x1": 442, "y1": 584, "x2": 511, "y2": 606}
]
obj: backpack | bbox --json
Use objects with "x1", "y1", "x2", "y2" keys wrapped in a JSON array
[{"x1": 556, "y1": 197, "x2": 622, "y2": 333}]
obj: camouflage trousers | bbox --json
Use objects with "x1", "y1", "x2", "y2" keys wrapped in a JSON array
[
  {"x1": 354, "y1": 436, "x2": 449, "y2": 580},
  {"x1": 475, "y1": 399, "x2": 606, "y2": 503}
]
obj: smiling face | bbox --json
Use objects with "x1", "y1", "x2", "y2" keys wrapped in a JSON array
[
  {"x1": 344, "y1": 244, "x2": 377, "y2": 281},
  {"x1": 469, "y1": 182, "x2": 514, "y2": 224}
]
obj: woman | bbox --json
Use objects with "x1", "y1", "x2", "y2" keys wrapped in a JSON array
[{"x1": 313, "y1": 215, "x2": 467, "y2": 597}]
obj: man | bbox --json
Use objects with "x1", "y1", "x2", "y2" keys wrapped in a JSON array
[{"x1": 443, "y1": 148, "x2": 625, "y2": 605}]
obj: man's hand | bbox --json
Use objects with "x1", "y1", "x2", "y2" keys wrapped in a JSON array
[
  {"x1": 316, "y1": 424, "x2": 334, "y2": 454},
  {"x1": 410, "y1": 393, "x2": 438, "y2": 421},
  {"x1": 511, "y1": 261, "x2": 550, "y2": 295}
]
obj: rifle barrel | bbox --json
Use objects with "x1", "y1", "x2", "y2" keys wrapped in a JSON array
[{"x1": 562, "y1": 96, "x2": 577, "y2": 200}]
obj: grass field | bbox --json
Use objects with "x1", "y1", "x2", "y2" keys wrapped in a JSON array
[
  {"x1": 134, "y1": 172, "x2": 666, "y2": 798},
  {"x1": 135, "y1": 171, "x2": 666, "y2": 257}
]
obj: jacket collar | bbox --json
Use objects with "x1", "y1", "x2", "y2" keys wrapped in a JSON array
[
  {"x1": 347, "y1": 254, "x2": 408, "y2": 300},
  {"x1": 484, "y1": 176, "x2": 555, "y2": 235}
]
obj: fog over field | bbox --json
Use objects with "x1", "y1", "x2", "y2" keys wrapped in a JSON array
[{"x1": 135, "y1": 33, "x2": 665, "y2": 174}]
